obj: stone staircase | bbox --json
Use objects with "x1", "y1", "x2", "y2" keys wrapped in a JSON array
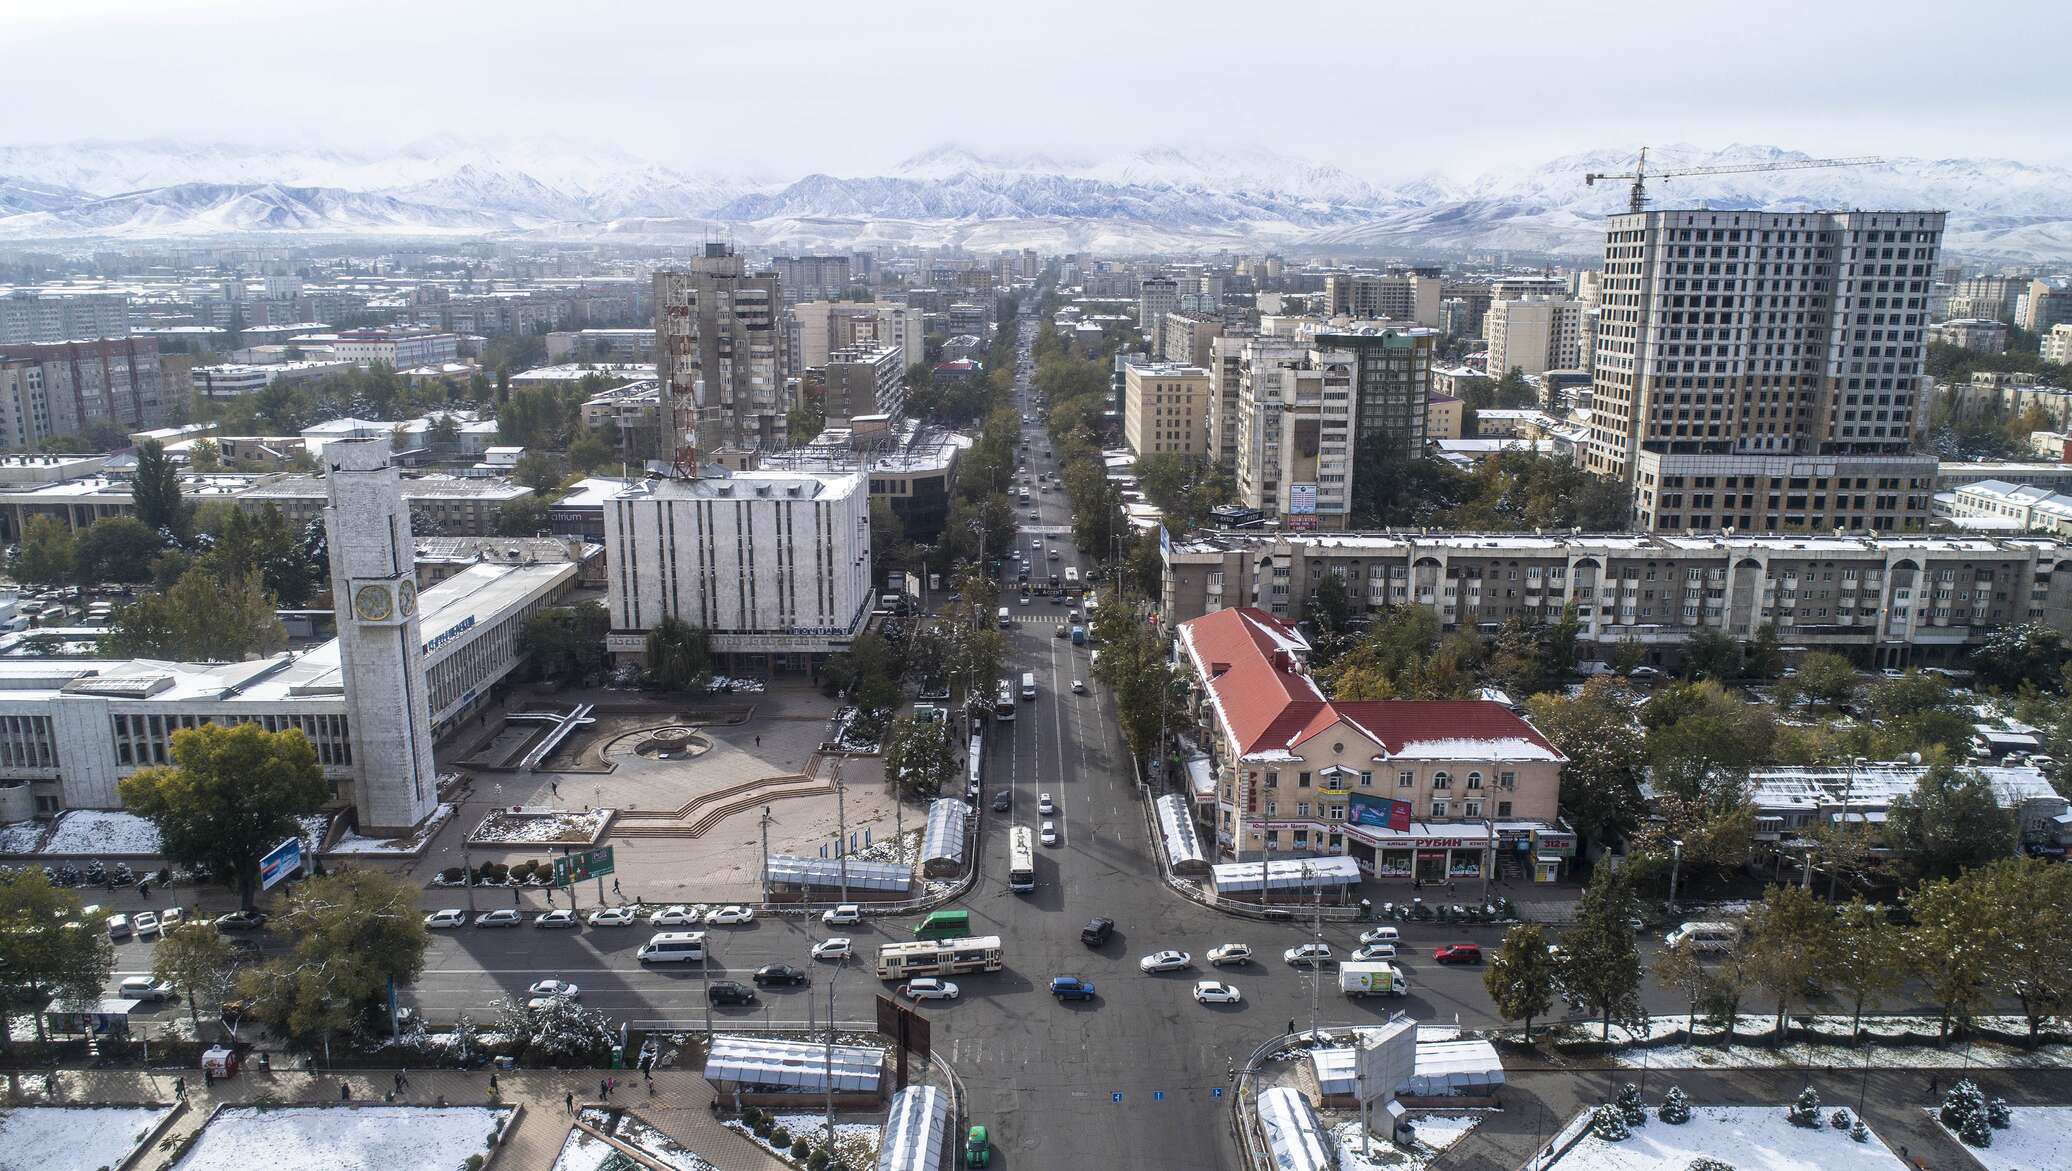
[{"x1": 609, "y1": 751, "x2": 837, "y2": 840}]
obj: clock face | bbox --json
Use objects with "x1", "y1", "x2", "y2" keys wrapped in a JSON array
[
  {"x1": 353, "y1": 583, "x2": 394, "y2": 623},
  {"x1": 397, "y1": 579, "x2": 418, "y2": 618}
]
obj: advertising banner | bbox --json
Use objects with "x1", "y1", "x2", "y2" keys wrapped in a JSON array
[{"x1": 1347, "y1": 792, "x2": 1412, "y2": 832}]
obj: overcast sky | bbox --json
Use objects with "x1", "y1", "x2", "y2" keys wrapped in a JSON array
[{"x1": 9, "y1": 0, "x2": 2066, "y2": 180}]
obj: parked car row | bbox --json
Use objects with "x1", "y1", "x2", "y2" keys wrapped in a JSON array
[{"x1": 427, "y1": 904, "x2": 762, "y2": 931}]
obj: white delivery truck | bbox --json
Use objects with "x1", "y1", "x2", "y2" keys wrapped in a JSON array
[{"x1": 1338, "y1": 961, "x2": 1408, "y2": 998}]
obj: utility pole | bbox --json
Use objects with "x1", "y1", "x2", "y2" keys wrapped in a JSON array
[
  {"x1": 1666, "y1": 839, "x2": 1684, "y2": 917},
  {"x1": 759, "y1": 806, "x2": 772, "y2": 904},
  {"x1": 1828, "y1": 756, "x2": 1864, "y2": 903},
  {"x1": 701, "y1": 942, "x2": 713, "y2": 1040},
  {"x1": 823, "y1": 958, "x2": 841, "y2": 1148},
  {"x1": 462, "y1": 847, "x2": 475, "y2": 916},
  {"x1": 834, "y1": 758, "x2": 851, "y2": 905},
  {"x1": 1481, "y1": 817, "x2": 1493, "y2": 907}
]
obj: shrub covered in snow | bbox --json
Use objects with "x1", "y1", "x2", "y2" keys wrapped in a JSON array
[
  {"x1": 1987, "y1": 1096, "x2": 2012, "y2": 1129},
  {"x1": 1786, "y1": 1086, "x2": 1821, "y2": 1128},
  {"x1": 1616, "y1": 1082, "x2": 1647, "y2": 1126},
  {"x1": 492, "y1": 996, "x2": 613, "y2": 1064},
  {"x1": 1829, "y1": 1108, "x2": 1852, "y2": 1130},
  {"x1": 1849, "y1": 1119, "x2": 1870, "y2": 1143},
  {"x1": 1940, "y1": 1078, "x2": 1989, "y2": 1140},
  {"x1": 1659, "y1": 1086, "x2": 1692, "y2": 1124},
  {"x1": 1592, "y1": 1103, "x2": 1631, "y2": 1142},
  {"x1": 1687, "y1": 1160, "x2": 1737, "y2": 1171}
]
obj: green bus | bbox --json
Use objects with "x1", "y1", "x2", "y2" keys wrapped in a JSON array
[{"x1": 913, "y1": 909, "x2": 971, "y2": 939}]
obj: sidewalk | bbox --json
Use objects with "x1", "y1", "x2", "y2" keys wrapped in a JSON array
[{"x1": 4, "y1": 1064, "x2": 792, "y2": 1171}]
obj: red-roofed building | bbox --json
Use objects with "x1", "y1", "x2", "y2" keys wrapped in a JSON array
[{"x1": 1176, "y1": 606, "x2": 1573, "y2": 882}]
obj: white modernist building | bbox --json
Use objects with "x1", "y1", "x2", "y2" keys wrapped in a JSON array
[
  {"x1": 0, "y1": 440, "x2": 580, "y2": 832},
  {"x1": 603, "y1": 469, "x2": 872, "y2": 673}
]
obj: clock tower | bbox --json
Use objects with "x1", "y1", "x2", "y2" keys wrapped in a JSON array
[{"x1": 322, "y1": 438, "x2": 437, "y2": 833}]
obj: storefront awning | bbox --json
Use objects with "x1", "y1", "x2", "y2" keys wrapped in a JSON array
[{"x1": 1344, "y1": 820, "x2": 1491, "y2": 850}]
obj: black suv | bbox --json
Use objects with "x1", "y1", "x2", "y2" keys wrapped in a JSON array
[
  {"x1": 753, "y1": 964, "x2": 808, "y2": 987},
  {"x1": 1080, "y1": 917, "x2": 1115, "y2": 946},
  {"x1": 708, "y1": 981, "x2": 758, "y2": 1006}
]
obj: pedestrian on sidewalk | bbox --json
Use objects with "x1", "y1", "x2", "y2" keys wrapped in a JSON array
[
  {"x1": 1287, "y1": 1019, "x2": 1295, "y2": 1034},
  {"x1": 1929, "y1": 1075, "x2": 1939, "y2": 1099},
  {"x1": 489, "y1": 1072, "x2": 499, "y2": 1096},
  {"x1": 512, "y1": 887, "x2": 521, "y2": 907},
  {"x1": 565, "y1": 1090, "x2": 574, "y2": 1114},
  {"x1": 139, "y1": 881, "x2": 151, "y2": 900},
  {"x1": 340, "y1": 1082, "x2": 351, "y2": 1102},
  {"x1": 613, "y1": 879, "x2": 622, "y2": 899},
  {"x1": 755, "y1": 735, "x2": 761, "y2": 747},
  {"x1": 599, "y1": 1077, "x2": 609, "y2": 1099},
  {"x1": 174, "y1": 1076, "x2": 185, "y2": 1097}
]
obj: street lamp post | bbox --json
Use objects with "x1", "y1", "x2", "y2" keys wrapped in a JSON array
[
  {"x1": 1828, "y1": 755, "x2": 1866, "y2": 903},
  {"x1": 1666, "y1": 839, "x2": 1684, "y2": 917}
]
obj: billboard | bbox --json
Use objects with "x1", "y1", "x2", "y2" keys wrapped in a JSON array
[
  {"x1": 258, "y1": 836, "x2": 302, "y2": 891},
  {"x1": 1347, "y1": 793, "x2": 1412, "y2": 833},
  {"x1": 553, "y1": 846, "x2": 616, "y2": 885},
  {"x1": 1287, "y1": 482, "x2": 1318, "y2": 515}
]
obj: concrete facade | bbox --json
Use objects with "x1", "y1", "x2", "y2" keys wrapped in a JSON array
[
  {"x1": 655, "y1": 245, "x2": 788, "y2": 460},
  {"x1": 1122, "y1": 359, "x2": 1210, "y2": 459}
]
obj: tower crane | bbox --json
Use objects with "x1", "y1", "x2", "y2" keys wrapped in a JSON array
[{"x1": 1585, "y1": 147, "x2": 1884, "y2": 214}]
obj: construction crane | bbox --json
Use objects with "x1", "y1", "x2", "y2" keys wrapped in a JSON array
[{"x1": 1585, "y1": 147, "x2": 1884, "y2": 214}]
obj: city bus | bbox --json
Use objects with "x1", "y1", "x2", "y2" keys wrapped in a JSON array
[
  {"x1": 1007, "y1": 825, "x2": 1036, "y2": 893},
  {"x1": 1064, "y1": 566, "x2": 1080, "y2": 589},
  {"x1": 874, "y1": 936, "x2": 1005, "y2": 979},
  {"x1": 994, "y1": 680, "x2": 1015, "y2": 720},
  {"x1": 965, "y1": 731, "x2": 983, "y2": 799}
]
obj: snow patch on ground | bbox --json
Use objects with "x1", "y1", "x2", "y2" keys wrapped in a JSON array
[
  {"x1": 1928, "y1": 1105, "x2": 2072, "y2": 1171},
  {"x1": 171, "y1": 1105, "x2": 513, "y2": 1171},
  {"x1": 328, "y1": 803, "x2": 453, "y2": 854},
  {"x1": 558, "y1": 1108, "x2": 718, "y2": 1171},
  {"x1": 724, "y1": 1115, "x2": 883, "y2": 1168},
  {"x1": 1553, "y1": 1105, "x2": 1907, "y2": 1171},
  {"x1": 41, "y1": 810, "x2": 164, "y2": 855},
  {"x1": 468, "y1": 807, "x2": 612, "y2": 845},
  {"x1": 1330, "y1": 1112, "x2": 1484, "y2": 1170},
  {"x1": 0, "y1": 1104, "x2": 174, "y2": 1171},
  {"x1": 0, "y1": 819, "x2": 46, "y2": 852},
  {"x1": 1608, "y1": 1037, "x2": 2072, "y2": 1070}
]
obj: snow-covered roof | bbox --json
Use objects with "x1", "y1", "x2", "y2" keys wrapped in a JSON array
[{"x1": 704, "y1": 1034, "x2": 883, "y2": 1092}]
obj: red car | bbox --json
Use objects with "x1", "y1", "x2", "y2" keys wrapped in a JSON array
[{"x1": 1433, "y1": 943, "x2": 1483, "y2": 965}]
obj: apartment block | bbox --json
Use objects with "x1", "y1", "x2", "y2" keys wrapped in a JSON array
[
  {"x1": 1321, "y1": 273, "x2": 1442, "y2": 328},
  {"x1": 1160, "y1": 311, "x2": 1225, "y2": 367},
  {"x1": 792, "y1": 301, "x2": 925, "y2": 374},
  {"x1": 1208, "y1": 335, "x2": 1247, "y2": 470},
  {"x1": 1484, "y1": 296, "x2": 1584, "y2": 377},
  {"x1": 1586, "y1": 209, "x2": 1944, "y2": 534},
  {"x1": 1935, "y1": 318, "x2": 2009, "y2": 354},
  {"x1": 2043, "y1": 323, "x2": 2072, "y2": 366},
  {"x1": 768, "y1": 255, "x2": 852, "y2": 306},
  {"x1": 654, "y1": 243, "x2": 788, "y2": 458},
  {"x1": 1310, "y1": 322, "x2": 1435, "y2": 474},
  {"x1": 0, "y1": 338, "x2": 183, "y2": 448},
  {"x1": 1951, "y1": 274, "x2": 2026, "y2": 324},
  {"x1": 1123, "y1": 359, "x2": 1210, "y2": 459},
  {"x1": 1231, "y1": 339, "x2": 1351, "y2": 528},
  {"x1": 0, "y1": 292, "x2": 129, "y2": 344},
  {"x1": 820, "y1": 343, "x2": 906, "y2": 423},
  {"x1": 1138, "y1": 276, "x2": 1179, "y2": 340},
  {"x1": 2019, "y1": 279, "x2": 2072, "y2": 335},
  {"x1": 1162, "y1": 528, "x2": 2072, "y2": 671}
]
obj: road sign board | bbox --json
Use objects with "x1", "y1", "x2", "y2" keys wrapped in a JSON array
[
  {"x1": 553, "y1": 846, "x2": 614, "y2": 886},
  {"x1": 1111, "y1": 1092, "x2": 1124, "y2": 1103},
  {"x1": 1153, "y1": 1090, "x2": 1164, "y2": 1101},
  {"x1": 1211, "y1": 1087, "x2": 1224, "y2": 1099},
  {"x1": 258, "y1": 837, "x2": 301, "y2": 891}
]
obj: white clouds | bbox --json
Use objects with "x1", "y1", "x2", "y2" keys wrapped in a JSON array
[{"x1": 5, "y1": 0, "x2": 2066, "y2": 178}]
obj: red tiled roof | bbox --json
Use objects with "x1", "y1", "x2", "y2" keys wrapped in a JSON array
[{"x1": 1177, "y1": 607, "x2": 1564, "y2": 763}]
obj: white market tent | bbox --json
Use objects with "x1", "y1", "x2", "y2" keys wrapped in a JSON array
[
  {"x1": 1255, "y1": 1086, "x2": 1332, "y2": 1171},
  {"x1": 875, "y1": 1084, "x2": 950, "y2": 1171},
  {"x1": 1155, "y1": 793, "x2": 1209, "y2": 875},
  {"x1": 764, "y1": 854, "x2": 912, "y2": 893},
  {"x1": 1310, "y1": 1038, "x2": 1505, "y2": 1097},
  {"x1": 921, "y1": 799, "x2": 969, "y2": 876},
  {"x1": 704, "y1": 1034, "x2": 884, "y2": 1093},
  {"x1": 1211, "y1": 855, "x2": 1362, "y2": 894}
]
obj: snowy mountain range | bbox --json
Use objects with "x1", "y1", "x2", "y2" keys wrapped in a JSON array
[{"x1": 3, "y1": 139, "x2": 2071, "y2": 261}]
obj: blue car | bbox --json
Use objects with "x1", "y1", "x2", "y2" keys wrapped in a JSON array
[{"x1": 1049, "y1": 976, "x2": 1096, "y2": 1001}]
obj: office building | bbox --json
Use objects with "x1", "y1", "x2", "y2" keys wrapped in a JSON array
[
  {"x1": 0, "y1": 339, "x2": 184, "y2": 449},
  {"x1": 1231, "y1": 339, "x2": 1350, "y2": 528},
  {"x1": 758, "y1": 417, "x2": 972, "y2": 541},
  {"x1": 2019, "y1": 279, "x2": 2072, "y2": 335},
  {"x1": 1483, "y1": 296, "x2": 1584, "y2": 377},
  {"x1": 1321, "y1": 273, "x2": 1442, "y2": 328},
  {"x1": 602, "y1": 470, "x2": 871, "y2": 674},
  {"x1": 0, "y1": 292, "x2": 129, "y2": 344},
  {"x1": 1139, "y1": 276, "x2": 1180, "y2": 341},
  {"x1": 1123, "y1": 359, "x2": 1211, "y2": 460},
  {"x1": 654, "y1": 244, "x2": 789, "y2": 459},
  {"x1": 1311, "y1": 322, "x2": 1436, "y2": 475},
  {"x1": 1585, "y1": 209, "x2": 1944, "y2": 534},
  {"x1": 1175, "y1": 606, "x2": 1569, "y2": 873},
  {"x1": 329, "y1": 329, "x2": 460, "y2": 368},
  {"x1": 1161, "y1": 528, "x2": 2072, "y2": 671}
]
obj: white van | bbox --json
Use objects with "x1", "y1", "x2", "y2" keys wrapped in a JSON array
[
  {"x1": 637, "y1": 931, "x2": 708, "y2": 963},
  {"x1": 997, "y1": 607, "x2": 1011, "y2": 629},
  {"x1": 1663, "y1": 921, "x2": 1740, "y2": 954},
  {"x1": 1020, "y1": 672, "x2": 1037, "y2": 700}
]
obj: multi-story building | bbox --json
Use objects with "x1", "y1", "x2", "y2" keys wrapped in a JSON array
[
  {"x1": 1207, "y1": 335, "x2": 1248, "y2": 471},
  {"x1": 1483, "y1": 296, "x2": 1584, "y2": 377},
  {"x1": 1934, "y1": 318, "x2": 2009, "y2": 354},
  {"x1": 654, "y1": 243, "x2": 788, "y2": 458},
  {"x1": 1231, "y1": 339, "x2": 1347, "y2": 528},
  {"x1": 1123, "y1": 359, "x2": 1210, "y2": 460},
  {"x1": 758, "y1": 417, "x2": 971, "y2": 541},
  {"x1": 1161, "y1": 528, "x2": 2072, "y2": 671},
  {"x1": 2018, "y1": 279, "x2": 2072, "y2": 335},
  {"x1": 767, "y1": 255, "x2": 852, "y2": 306},
  {"x1": 791, "y1": 301, "x2": 924, "y2": 372},
  {"x1": 1175, "y1": 606, "x2": 1570, "y2": 876},
  {"x1": 192, "y1": 360, "x2": 355, "y2": 400},
  {"x1": 1320, "y1": 273, "x2": 1442, "y2": 328},
  {"x1": 601, "y1": 469, "x2": 871, "y2": 675},
  {"x1": 1426, "y1": 392, "x2": 1464, "y2": 440},
  {"x1": 235, "y1": 473, "x2": 531, "y2": 537},
  {"x1": 0, "y1": 339, "x2": 184, "y2": 449},
  {"x1": 1747, "y1": 762, "x2": 2072, "y2": 867},
  {"x1": 329, "y1": 328, "x2": 460, "y2": 368},
  {"x1": 1950, "y1": 274, "x2": 2026, "y2": 324},
  {"x1": 1138, "y1": 276, "x2": 1179, "y2": 341},
  {"x1": 1586, "y1": 209, "x2": 1944, "y2": 534},
  {"x1": 1491, "y1": 276, "x2": 1567, "y2": 302},
  {"x1": 2043, "y1": 323, "x2": 2072, "y2": 366},
  {"x1": 820, "y1": 344, "x2": 906, "y2": 423},
  {"x1": 1160, "y1": 311, "x2": 1225, "y2": 368},
  {"x1": 545, "y1": 328, "x2": 657, "y2": 363},
  {"x1": 1311, "y1": 322, "x2": 1435, "y2": 479},
  {"x1": 0, "y1": 292, "x2": 129, "y2": 344}
]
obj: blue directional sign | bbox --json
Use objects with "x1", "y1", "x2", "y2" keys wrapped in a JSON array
[
  {"x1": 259, "y1": 837, "x2": 302, "y2": 891},
  {"x1": 1111, "y1": 1091, "x2": 1123, "y2": 1103},
  {"x1": 1211, "y1": 1087, "x2": 1224, "y2": 1099},
  {"x1": 1153, "y1": 1090, "x2": 1164, "y2": 1101}
]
